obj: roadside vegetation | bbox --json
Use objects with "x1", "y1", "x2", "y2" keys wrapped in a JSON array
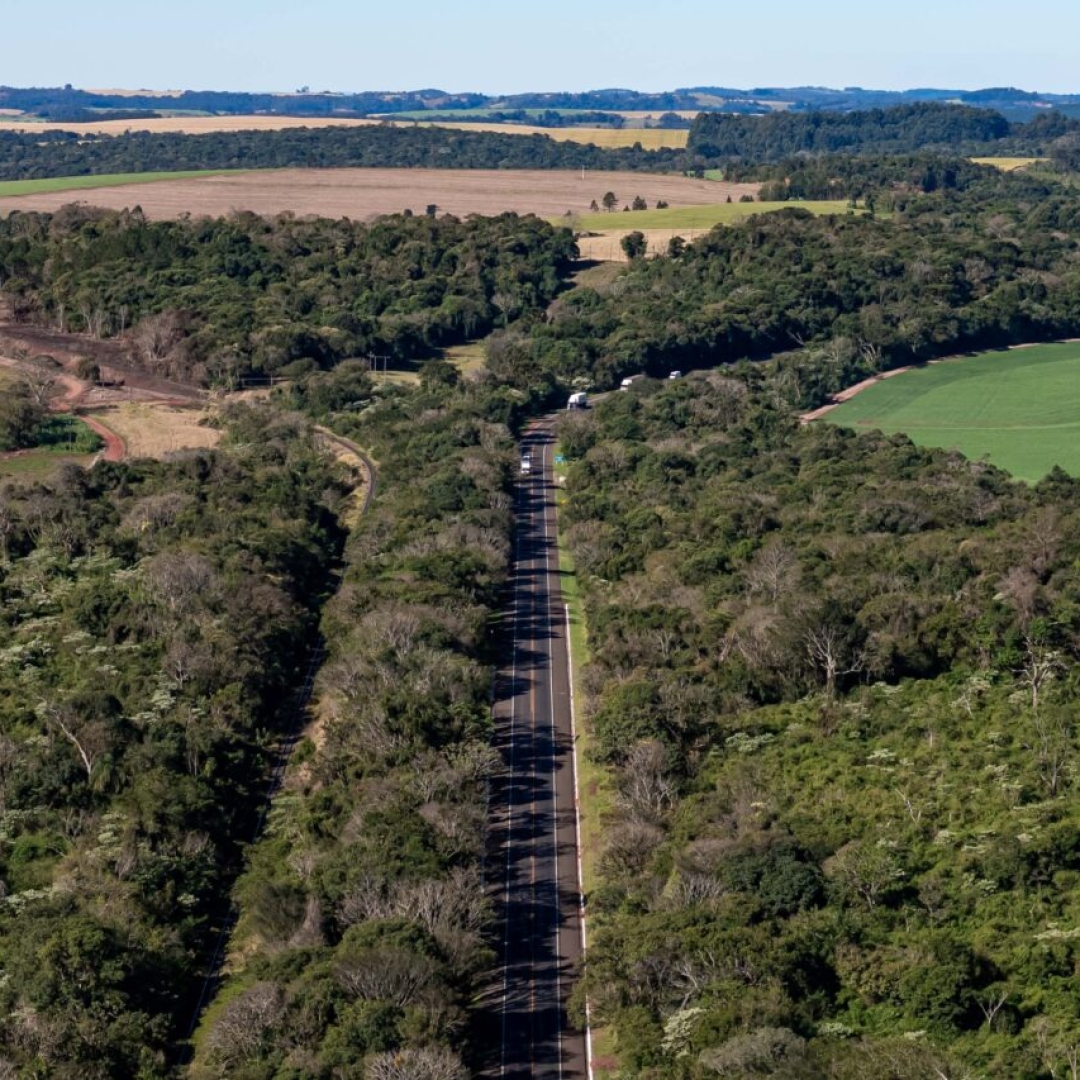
[
  {"x1": 191, "y1": 362, "x2": 516, "y2": 1077},
  {"x1": 556, "y1": 370, "x2": 1080, "y2": 1078}
]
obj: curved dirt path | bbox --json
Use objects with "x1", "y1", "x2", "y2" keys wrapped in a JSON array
[
  {"x1": 80, "y1": 414, "x2": 126, "y2": 462},
  {"x1": 799, "y1": 366, "x2": 913, "y2": 423}
]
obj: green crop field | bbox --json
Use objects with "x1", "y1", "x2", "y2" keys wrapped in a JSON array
[
  {"x1": 0, "y1": 169, "x2": 241, "y2": 197},
  {"x1": 823, "y1": 341, "x2": 1080, "y2": 482},
  {"x1": 572, "y1": 199, "x2": 857, "y2": 231}
]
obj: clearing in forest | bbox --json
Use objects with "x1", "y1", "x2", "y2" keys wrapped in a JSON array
[
  {"x1": 822, "y1": 341, "x2": 1080, "y2": 482},
  {"x1": 91, "y1": 403, "x2": 220, "y2": 459},
  {"x1": 970, "y1": 156, "x2": 1045, "y2": 171},
  {"x1": 573, "y1": 199, "x2": 857, "y2": 261}
]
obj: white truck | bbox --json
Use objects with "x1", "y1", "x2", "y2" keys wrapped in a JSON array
[
  {"x1": 566, "y1": 391, "x2": 589, "y2": 409},
  {"x1": 620, "y1": 374, "x2": 645, "y2": 391}
]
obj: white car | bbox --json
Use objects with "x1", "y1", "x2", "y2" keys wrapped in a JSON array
[
  {"x1": 668, "y1": 370, "x2": 682, "y2": 379},
  {"x1": 520, "y1": 458, "x2": 532, "y2": 475}
]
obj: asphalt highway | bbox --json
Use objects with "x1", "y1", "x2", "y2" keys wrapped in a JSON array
[{"x1": 486, "y1": 423, "x2": 589, "y2": 1079}]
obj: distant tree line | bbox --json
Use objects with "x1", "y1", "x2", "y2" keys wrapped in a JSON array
[
  {"x1": 0, "y1": 84, "x2": 488, "y2": 119},
  {"x1": 0, "y1": 125, "x2": 686, "y2": 182},
  {"x1": 689, "y1": 102, "x2": 1080, "y2": 162},
  {"x1": 8, "y1": 84, "x2": 1080, "y2": 122},
  {"x1": 3, "y1": 104, "x2": 1080, "y2": 188}
]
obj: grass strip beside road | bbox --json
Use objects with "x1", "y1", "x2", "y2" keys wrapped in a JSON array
[
  {"x1": 0, "y1": 169, "x2": 244, "y2": 197},
  {"x1": 553, "y1": 449, "x2": 609, "y2": 896},
  {"x1": 553, "y1": 443, "x2": 619, "y2": 1078}
]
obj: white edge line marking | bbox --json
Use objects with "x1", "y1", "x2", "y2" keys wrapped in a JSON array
[{"x1": 565, "y1": 580, "x2": 594, "y2": 1080}]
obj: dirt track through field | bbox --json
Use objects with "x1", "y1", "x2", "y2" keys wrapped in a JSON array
[
  {"x1": 81, "y1": 415, "x2": 126, "y2": 462},
  {"x1": 0, "y1": 168, "x2": 760, "y2": 221}
]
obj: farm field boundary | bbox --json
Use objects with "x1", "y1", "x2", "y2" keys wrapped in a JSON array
[
  {"x1": 0, "y1": 169, "x2": 244, "y2": 198},
  {"x1": 817, "y1": 341, "x2": 1080, "y2": 482}
]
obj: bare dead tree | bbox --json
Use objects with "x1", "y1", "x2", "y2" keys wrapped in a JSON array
[
  {"x1": 1027, "y1": 711, "x2": 1072, "y2": 797},
  {"x1": 334, "y1": 947, "x2": 437, "y2": 1007},
  {"x1": 745, "y1": 540, "x2": 799, "y2": 606},
  {"x1": 976, "y1": 986, "x2": 1010, "y2": 1029},
  {"x1": 803, "y1": 622, "x2": 865, "y2": 697},
  {"x1": 38, "y1": 702, "x2": 108, "y2": 783},
  {"x1": 205, "y1": 982, "x2": 285, "y2": 1069},
  {"x1": 1019, "y1": 636, "x2": 1063, "y2": 714},
  {"x1": 365, "y1": 1047, "x2": 468, "y2": 1080},
  {"x1": 618, "y1": 739, "x2": 677, "y2": 821}
]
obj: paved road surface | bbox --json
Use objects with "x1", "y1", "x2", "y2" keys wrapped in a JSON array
[{"x1": 486, "y1": 423, "x2": 589, "y2": 1078}]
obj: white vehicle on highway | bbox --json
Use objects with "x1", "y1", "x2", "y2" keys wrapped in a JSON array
[{"x1": 520, "y1": 455, "x2": 532, "y2": 475}]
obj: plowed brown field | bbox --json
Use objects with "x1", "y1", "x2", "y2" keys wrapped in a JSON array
[{"x1": 0, "y1": 168, "x2": 759, "y2": 221}]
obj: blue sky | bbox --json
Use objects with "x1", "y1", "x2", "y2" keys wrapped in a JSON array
[{"x1": 5, "y1": 0, "x2": 1080, "y2": 94}]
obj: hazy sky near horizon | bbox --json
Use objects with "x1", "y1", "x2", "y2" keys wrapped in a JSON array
[{"x1": 5, "y1": 0, "x2": 1080, "y2": 95}]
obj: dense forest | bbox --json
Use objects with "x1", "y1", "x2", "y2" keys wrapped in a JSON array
[
  {"x1": 0, "y1": 409, "x2": 351, "y2": 1074},
  {"x1": 0, "y1": 207, "x2": 577, "y2": 384},
  {"x1": 554, "y1": 367, "x2": 1080, "y2": 1077},
  {"x1": 7, "y1": 163, "x2": 1080, "y2": 399},
  {"x1": 493, "y1": 174, "x2": 1080, "y2": 396}
]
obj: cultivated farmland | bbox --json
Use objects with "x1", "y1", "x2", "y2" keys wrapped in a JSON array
[
  {"x1": 0, "y1": 170, "x2": 240, "y2": 198},
  {"x1": 421, "y1": 122, "x2": 689, "y2": 148},
  {"x1": 0, "y1": 115, "x2": 387, "y2": 135},
  {"x1": 821, "y1": 341, "x2": 1080, "y2": 481},
  {"x1": 0, "y1": 167, "x2": 759, "y2": 220}
]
